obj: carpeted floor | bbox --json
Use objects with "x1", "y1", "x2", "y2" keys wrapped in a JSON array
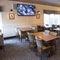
[{"x1": 0, "y1": 37, "x2": 60, "y2": 60}]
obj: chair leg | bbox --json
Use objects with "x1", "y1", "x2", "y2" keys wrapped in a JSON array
[
  {"x1": 32, "y1": 45, "x2": 35, "y2": 51},
  {"x1": 36, "y1": 50, "x2": 38, "y2": 56},
  {"x1": 47, "y1": 51, "x2": 52, "y2": 57},
  {"x1": 55, "y1": 43, "x2": 57, "y2": 50},
  {"x1": 40, "y1": 52, "x2": 42, "y2": 60},
  {"x1": 30, "y1": 45, "x2": 35, "y2": 51},
  {"x1": 18, "y1": 35, "x2": 20, "y2": 40},
  {"x1": 2, "y1": 45, "x2": 5, "y2": 51},
  {"x1": 48, "y1": 47, "x2": 53, "y2": 57},
  {"x1": 29, "y1": 43, "x2": 31, "y2": 49},
  {"x1": 20, "y1": 37, "x2": 22, "y2": 42}
]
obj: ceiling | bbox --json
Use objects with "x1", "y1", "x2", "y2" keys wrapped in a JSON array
[{"x1": 9, "y1": 0, "x2": 60, "y2": 7}]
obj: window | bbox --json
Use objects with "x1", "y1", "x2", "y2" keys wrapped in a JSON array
[{"x1": 44, "y1": 13, "x2": 60, "y2": 26}]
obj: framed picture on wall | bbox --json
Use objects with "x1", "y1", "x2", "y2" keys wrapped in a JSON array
[
  {"x1": 9, "y1": 13, "x2": 15, "y2": 19},
  {"x1": 36, "y1": 14, "x2": 40, "y2": 19}
]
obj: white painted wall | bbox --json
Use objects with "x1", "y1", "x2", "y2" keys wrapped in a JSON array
[
  {"x1": 0, "y1": 0, "x2": 60, "y2": 37},
  {"x1": 0, "y1": 13, "x2": 3, "y2": 33}
]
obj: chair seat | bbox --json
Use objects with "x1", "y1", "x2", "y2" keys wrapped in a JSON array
[
  {"x1": 34, "y1": 40, "x2": 36, "y2": 42},
  {"x1": 30, "y1": 40, "x2": 36, "y2": 45},
  {"x1": 42, "y1": 45, "x2": 51, "y2": 50},
  {"x1": 37, "y1": 45, "x2": 51, "y2": 52},
  {"x1": 21, "y1": 34, "x2": 28, "y2": 38}
]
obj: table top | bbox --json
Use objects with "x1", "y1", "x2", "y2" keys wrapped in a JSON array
[
  {"x1": 37, "y1": 25, "x2": 52, "y2": 28},
  {"x1": 18, "y1": 27, "x2": 32, "y2": 32},
  {"x1": 45, "y1": 26, "x2": 52, "y2": 28},
  {"x1": 54, "y1": 28, "x2": 60, "y2": 31},
  {"x1": 31, "y1": 32, "x2": 59, "y2": 42}
]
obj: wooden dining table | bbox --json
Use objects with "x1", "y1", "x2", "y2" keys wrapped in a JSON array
[
  {"x1": 18, "y1": 27, "x2": 33, "y2": 42},
  {"x1": 31, "y1": 32, "x2": 59, "y2": 42},
  {"x1": 18, "y1": 27, "x2": 32, "y2": 32},
  {"x1": 32, "y1": 32, "x2": 59, "y2": 55}
]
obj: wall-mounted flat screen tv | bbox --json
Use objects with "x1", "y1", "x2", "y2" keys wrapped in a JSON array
[{"x1": 17, "y1": 4, "x2": 36, "y2": 16}]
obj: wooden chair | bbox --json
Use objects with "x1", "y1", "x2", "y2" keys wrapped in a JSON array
[
  {"x1": 18, "y1": 29, "x2": 28, "y2": 42},
  {"x1": 35, "y1": 37, "x2": 52, "y2": 60},
  {"x1": 27, "y1": 32, "x2": 36, "y2": 51},
  {"x1": 50, "y1": 32, "x2": 57, "y2": 50}
]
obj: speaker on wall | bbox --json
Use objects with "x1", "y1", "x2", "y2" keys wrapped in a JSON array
[{"x1": 0, "y1": 6, "x2": 3, "y2": 11}]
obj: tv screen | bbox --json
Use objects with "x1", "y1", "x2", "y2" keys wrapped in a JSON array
[{"x1": 17, "y1": 4, "x2": 36, "y2": 16}]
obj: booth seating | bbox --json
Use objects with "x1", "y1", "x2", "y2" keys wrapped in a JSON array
[{"x1": 37, "y1": 25, "x2": 45, "y2": 32}]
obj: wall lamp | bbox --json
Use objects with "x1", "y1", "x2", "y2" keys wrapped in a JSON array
[
  {"x1": 36, "y1": 11, "x2": 40, "y2": 19},
  {"x1": 10, "y1": 9, "x2": 13, "y2": 11},
  {"x1": 37, "y1": 11, "x2": 40, "y2": 14}
]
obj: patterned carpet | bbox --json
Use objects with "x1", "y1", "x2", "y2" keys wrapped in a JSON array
[{"x1": 0, "y1": 37, "x2": 60, "y2": 60}]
